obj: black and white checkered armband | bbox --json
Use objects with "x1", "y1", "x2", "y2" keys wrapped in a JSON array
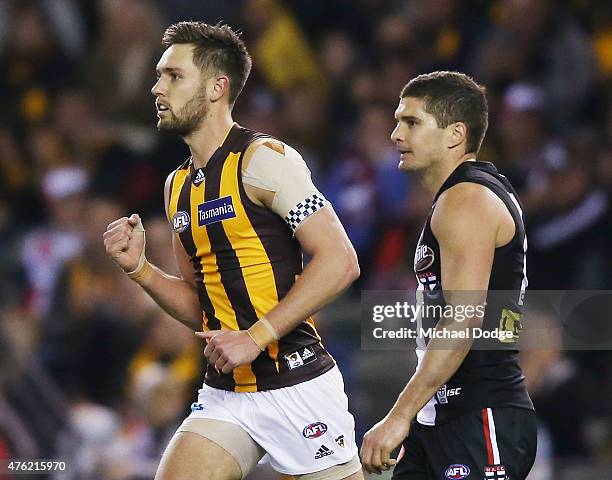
[{"x1": 285, "y1": 193, "x2": 329, "y2": 233}]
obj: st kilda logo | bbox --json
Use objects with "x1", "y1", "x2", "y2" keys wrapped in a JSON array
[
  {"x1": 302, "y1": 422, "x2": 328, "y2": 439},
  {"x1": 414, "y1": 244, "x2": 435, "y2": 272}
]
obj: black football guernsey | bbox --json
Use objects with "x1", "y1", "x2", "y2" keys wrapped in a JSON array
[{"x1": 413, "y1": 161, "x2": 534, "y2": 425}]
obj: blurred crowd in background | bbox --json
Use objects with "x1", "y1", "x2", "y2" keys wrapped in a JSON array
[{"x1": 0, "y1": 0, "x2": 611, "y2": 478}]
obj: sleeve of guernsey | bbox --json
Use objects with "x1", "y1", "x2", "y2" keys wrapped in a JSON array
[{"x1": 242, "y1": 142, "x2": 330, "y2": 234}]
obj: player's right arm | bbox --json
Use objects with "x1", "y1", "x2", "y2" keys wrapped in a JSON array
[{"x1": 103, "y1": 172, "x2": 202, "y2": 330}]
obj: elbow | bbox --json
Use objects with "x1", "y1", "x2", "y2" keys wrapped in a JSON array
[
  {"x1": 349, "y1": 252, "x2": 361, "y2": 282},
  {"x1": 341, "y1": 249, "x2": 360, "y2": 288},
  {"x1": 467, "y1": 315, "x2": 483, "y2": 330}
]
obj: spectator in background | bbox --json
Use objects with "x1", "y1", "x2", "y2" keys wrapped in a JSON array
[
  {"x1": 52, "y1": 87, "x2": 166, "y2": 216},
  {"x1": 21, "y1": 166, "x2": 87, "y2": 316},
  {"x1": 0, "y1": 129, "x2": 34, "y2": 221},
  {"x1": 495, "y1": 83, "x2": 609, "y2": 289},
  {"x1": 240, "y1": 0, "x2": 327, "y2": 96},
  {"x1": 40, "y1": 196, "x2": 148, "y2": 407},
  {"x1": 372, "y1": 14, "x2": 419, "y2": 107},
  {"x1": 0, "y1": 1, "x2": 75, "y2": 128},
  {"x1": 318, "y1": 29, "x2": 360, "y2": 127},
  {"x1": 83, "y1": 0, "x2": 164, "y2": 126},
  {"x1": 528, "y1": 129, "x2": 610, "y2": 289},
  {"x1": 496, "y1": 83, "x2": 566, "y2": 209},
  {"x1": 475, "y1": 0, "x2": 594, "y2": 128},
  {"x1": 324, "y1": 103, "x2": 406, "y2": 265},
  {"x1": 128, "y1": 310, "x2": 201, "y2": 391}
]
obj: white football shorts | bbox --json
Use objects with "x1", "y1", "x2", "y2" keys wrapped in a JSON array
[{"x1": 178, "y1": 365, "x2": 360, "y2": 476}]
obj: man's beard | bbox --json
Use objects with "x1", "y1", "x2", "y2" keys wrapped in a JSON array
[{"x1": 158, "y1": 91, "x2": 209, "y2": 137}]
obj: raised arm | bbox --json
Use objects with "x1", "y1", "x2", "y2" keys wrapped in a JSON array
[{"x1": 103, "y1": 171, "x2": 202, "y2": 330}]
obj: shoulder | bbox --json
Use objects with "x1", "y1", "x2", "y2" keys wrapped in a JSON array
[
  {"x1": 245, "y1": 137, "x2": 286, "y2": 156},
  {"x1": 164, "y1": 158, "x2": 191, "y2": 190},
  {"x1": 163, "y1": 168, "x2": 179, "y2": 199},
  {"x1": 164, "y1": 161, "x2": 190, "y2": 219},
  {"x1": 242, "y1": 138, "x2": 311, "y2": 187},
  {"x1": 243, "y1": 137, "x2": 307, "y2": 168},
  {"x1": 432, "y1": 182, "x2": 506, "y2": 240}
]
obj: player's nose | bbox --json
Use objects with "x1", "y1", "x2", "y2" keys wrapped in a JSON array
[
  {"x1": 390, "y1": 124, "x2": 403, "y2": 143},
  {"x1": 151, "y1": 78, "x2": 164, "y2": 97}
]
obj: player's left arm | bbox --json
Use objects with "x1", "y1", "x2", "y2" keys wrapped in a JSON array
[
  {"x1": 263, "y1": 203, "x2": 360, "y2": 335},
  {"x1": 361, "y1": 182, "x2": 503, "y2": 473},
  {"x1": 199, "y1": 141, "x2": 360, "y2": 373}
]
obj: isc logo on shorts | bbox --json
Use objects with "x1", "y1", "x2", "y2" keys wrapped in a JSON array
[
  {"x1": 445, "y1": 464, "x2": 470, "y2": 479},
  {"x1": 173, "y1": 211, "x2": 191, "y2": 233},
  {"x1": 437, "y1": 385, "x2": 462, "y2": 404},
  {"x1": 302, "y1": 422, "x2": 327, "y2": 439}
]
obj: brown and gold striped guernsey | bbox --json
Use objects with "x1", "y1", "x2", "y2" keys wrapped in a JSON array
[{"x1": 167, "y1": 124, "x2": 335, "y2": 392}]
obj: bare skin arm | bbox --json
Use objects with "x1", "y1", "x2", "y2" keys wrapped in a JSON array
[
  {"x1": 244, "y1": 141, "x2": 361, "y2": 337},
  {"x1": 360, "y1": 182, "x2": 515, "y2": 474},
  {"x1": 103, "y1": 172, "x2": 201, "y2": 330}
]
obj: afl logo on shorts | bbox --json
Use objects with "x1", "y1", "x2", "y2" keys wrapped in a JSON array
[
  {"x1": 444, "y1": 464, "x2": 470, "y2": 479},
  {"x1": 173, "y1": 211, "x2": 190, "y2": 233},
  {"x1": 414, "y1": 244, "x2": 435, "y2": 272},
  {"x1": 302, "y1": 422, "x2": 327, "y2": 439}
]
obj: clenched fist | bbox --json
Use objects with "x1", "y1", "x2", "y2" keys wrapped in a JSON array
[
  {"x1": 196, "y1": 329, "x2": 262, "y2": 374},
  {"x1": 103, "y1": 214, "x2": 146, "y2": 274}
]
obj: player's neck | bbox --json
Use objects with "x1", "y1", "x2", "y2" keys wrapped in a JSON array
[
  {"x1": 420, "y1": 153, "x2": 476, "y2": 195},
  {"x1": 185, "y1": 111, "x2": 235, "y2": 169}
]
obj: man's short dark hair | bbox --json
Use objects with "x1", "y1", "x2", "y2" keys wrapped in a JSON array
[
  {"x1": 162, "y1": 21, "x2": 252, "y2": 107},
  {"x1": 401, "y1": 71, "x2": 488, "y2": 154}
]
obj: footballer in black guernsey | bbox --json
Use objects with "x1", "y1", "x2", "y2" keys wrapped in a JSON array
[
  {"x1": 414, "y1": 160, "x2": 534, "y2": 425},
  {"x1": 361, "y1": 72, "x2": 537, "y2": 480}
]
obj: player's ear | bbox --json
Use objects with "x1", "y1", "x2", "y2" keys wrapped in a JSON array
[
  {"x1": 446, "y1": 122, "x2": 467, "y2": 150},
  {"x1": 209, "y1": 75, "x2": 230, "y2": 103}
]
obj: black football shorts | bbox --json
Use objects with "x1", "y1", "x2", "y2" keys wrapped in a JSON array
[{"x1": 392, "y1": 407, "x2": 537, "y2": 480}]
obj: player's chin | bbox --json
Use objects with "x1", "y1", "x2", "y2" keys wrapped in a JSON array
[
  {"x1": 156, "y1": 119, "x2": 173, "y2": 132},
  {"x1": 398, "y1": 159, "x2": 418, "y2": 172}
]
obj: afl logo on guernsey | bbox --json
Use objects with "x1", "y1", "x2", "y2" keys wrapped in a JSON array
[
  {"x1": 414, "y1": 244, "x2": 435, "y2": 272},
  {"x1": 172, "y1": 211, "x2": 190, "y2": 233}
]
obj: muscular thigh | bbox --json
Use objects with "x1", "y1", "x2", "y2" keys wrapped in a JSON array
[{"x1": 155, "y1": 431, "x2": 242, "y2": 480}]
